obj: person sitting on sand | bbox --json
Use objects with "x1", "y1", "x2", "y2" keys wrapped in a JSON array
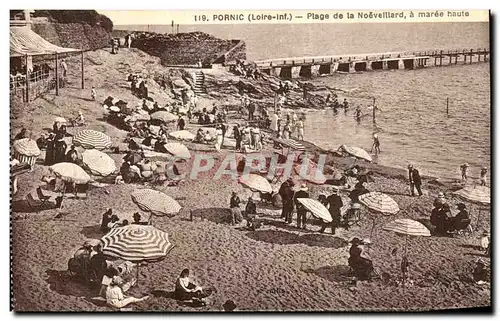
[
  {"x1": 101, "y1": 209, "x2": 113, "y2": 232},
  {"x1": 204, "y1": 131, "x2": 213, "y2": 142},
  {"x1": 66, "y1": 145, "x2": 80, "y2": 164},
  {"x1": 451, "y1": 203, "x2": 471, "y2": 232},
  {"x1": 472, "y1": 259, "x2": 489, "y2": 284},
  {"x1": 430, "y1": 201, "x2": 451, "y2": 236},
  {"x1": 73, "y1": 241, "x2": 94, "y2": 282},
  {"x1": 245, "y1": 196, "x2": 257, "y2": 216},
  {"x1": 108, "y1": 215, "x2": 121, "y2": 230},
  {"x1": 174, "y1": 269, "x2": 204, "y2": 301},
  {"x1": 106, "y1": 276, "x2": 149, "y2": 309},
  {"x1": 229, "y1": 192, "x2": 243, "y2": 226},
  {"x1": 132, "y1": 212, "x2": 148, "y2": 225},
  {"x1": 36, "y1": 133, "x2": 48, "y2": 150},
  {"x1": 222, "y1": 300, "x2": 237, "y2": 312}
]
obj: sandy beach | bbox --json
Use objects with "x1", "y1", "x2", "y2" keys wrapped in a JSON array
[{"x1": 11, "y1": 47, "x2": 491, "y2": 311}]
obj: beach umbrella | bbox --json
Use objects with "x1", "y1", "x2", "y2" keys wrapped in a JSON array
[
  {"x1": 13, "y1": 138, "x2": 40, "y2": 170},
  {"x1": 297, "y1": 198, "x2": 332, "y2": 223},
  {"x1": 131, "y1": 189, "x2": 182, "y2": 218},
  {"x1": 168, "y1": 130, "x2": 196, "y2": 141},
  {"x1": 453, "y1": 185, "x2": 490, "y2": 205},
  {"x1": 49, "y1": 162, "x2": 91, "y2": 184},
  {"x1": 239, "y1": 174, "x2": 273, "y2": 193},
  {"x1": 82, "y1": 149, "x2": 116, "y2": 176},
  {"x1": 54, "y1": 116, "x2": 67, "y2": 123},
  {"x1": 101, "y1": 224, "x2": 175, "y2": 284},
  {"x1": 151, "y1": 111, "x2": 177, "y2": 123},
  {"x1": 293, "y1": 163, "x2": 326, "y2": 185},
  {"x1": 73, "y1": 130, "x2": 112, "y2": 150},
  {"x1": 339, "y1": 145, "x2": 373, "y2": 162},
  {"x1": 358, "y1": 192, "x2": 399, "y2": 215},
  {"x1": 453, "y1": 185, "x2": 490, "y2": 230},
  {"x1": 383, "y1": 218, "x2": 431, "y2": 286},
  {"x1": 164, "y1": 142, "x2": 191, "y2": 160}
]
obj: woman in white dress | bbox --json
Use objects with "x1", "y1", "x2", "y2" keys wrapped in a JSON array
[{"x1": 215, "y1": 125, "x2": 223, "y2": 152}]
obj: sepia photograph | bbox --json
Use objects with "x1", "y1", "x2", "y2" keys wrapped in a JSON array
[{"x1": 9, "y1": 9, "x2": 491, "y2": 312}]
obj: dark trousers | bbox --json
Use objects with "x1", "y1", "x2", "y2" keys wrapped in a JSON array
[
  {"x1": 248, "y1": 112, "x2": 254, "y2": 120},
  {"x1": 283, "y1": 202, "x2": 294, "y2": 223},
  {"x1": 297, "y1": 209, "x2": 307, "y2": 228},
  {"x1": 319, "y1": 221, "x2": 336, "y2": 234},
  {"x1": 410, "y1": 182, "x2": 422, "y2": 196}
]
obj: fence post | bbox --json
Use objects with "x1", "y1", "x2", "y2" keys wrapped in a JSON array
[
  {"x1": 55, "y1": 52, "x2": 59, "y2": 96},
  {"x1": 25, "y1": 54, "x2": 30, "y2": 102},
  {"x1": 81, "y1": 50, "x2": 85, "y2": 89}
]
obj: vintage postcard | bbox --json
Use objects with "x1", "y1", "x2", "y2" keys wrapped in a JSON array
[{"x1": 10, "y1": 9, "x2": 491, "y2": 312}]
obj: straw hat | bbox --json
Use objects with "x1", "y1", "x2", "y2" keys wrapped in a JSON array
[{"x1": 300, "y1": 183, "x2": 308, "y2": 191}]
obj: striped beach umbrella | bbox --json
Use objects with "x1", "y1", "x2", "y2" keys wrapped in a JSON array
[
  {"x1": 358, "y1": 192, "x2": 399, "y2": 215},
  {"x1": 49, "y1": 162, "x2": 91, "y2": 184},
  {"x1": 383, "y1": 219, "x2": 431, "y2": 237},
  {"x1": 453, "y1": 185, "x2": 490, "y2": 205},
  {"x1": 82, "y1": 149, "x2": 116, "y2": 176},
  {"x1": 239, "y1": 174, "x2": 273, "y2": 193},
  {"x1": 101, "y1": 225, "x2": 174, "y2": 262},
  {"x1": 339, "y1": 145, "x2": 373, "y2": 162},
  {"x1": 13, "y1": 138, "x2": 40, "y2": 170},
  {"x1": 151, "y1": 111, "x2": 177, "y2": 123},
  {"x1": 101, "y1": 225, "x2": 175, "y2": 284},
  {"x1": 164, "y1": 142, "x2": 191, "y2": 159},
  {"x1": 73, "y1": 130, "x2": 112, "y2": 150},
  {"x1": 131, "y1": 189, "x2": 182, "y2": 217},
  {"x1": 297, "y1": 198, "x2": 332, "y2": 222},
  {"x1": 168, "y1": 130, "x2": 195, "y2": 141}
]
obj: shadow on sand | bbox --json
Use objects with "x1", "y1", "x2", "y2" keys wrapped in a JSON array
[
  {"x1": 302, "y1": 265, "x2": 352, "y2": 283},
  {"x1": 80, "y1": 225, "x2": 105, "y2": 239},
  {"x1": 246, "y1": 230, "x2": 348, "y2": 249},
  {"x1": 12, "y1": 199, "x2": 56, "y2": 213},
  {"x1": 191, "y1": 208, "x2": 232, "y2": 225}
]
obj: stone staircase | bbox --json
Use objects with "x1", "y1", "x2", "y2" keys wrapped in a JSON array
[{"x1": 193, "y1": 71, "x2": 207, "y2": 95}]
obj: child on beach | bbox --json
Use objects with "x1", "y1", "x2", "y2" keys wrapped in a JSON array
[{"x1": 91, "y1": 86, "x2": 96, "y2": 101}]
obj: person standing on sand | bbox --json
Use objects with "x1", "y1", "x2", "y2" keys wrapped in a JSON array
[
  {"x1": 355, "y1": 106, "x2": 362, "y2": 122},
  {"x1": 233, "y1": 124, "x2": 242, "y2": 151},
  {"x1": 60, "y1": 59, "x2": 68, "y2": 78},
  {"x1": 321, "y1": 188, "x2": 343, "y2": 234},
  {"x1": 294, "y1": 183, "x2": 309, "y2": 229},
  {"x1": 408, "y1": 164, "x2": 423, "y2": 197},
  {"x1": 229, "y1": 192, "x2": 243, "y2": 225},
  {"x1": 343, "y1": 98, "x2": 349, "y2": 112},
  {"x1": 177, "y1": 116, "x2": 186, "y2": 131},
  {"x1": 214, "y1": 125, "x2": 223, "y2": 152},
  {"x1": 296, "y1": 118, "x2": 304, "y2": 141},
  {"x1": 279, "y1": 178, "x2": 294, "y2": 221}
]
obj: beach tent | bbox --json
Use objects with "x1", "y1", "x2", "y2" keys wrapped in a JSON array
[
  {"x1": 101, "y1": 225, "x2": 175, "y2": 284},
  {"x1": 10, "y1": 25, "x2": 84, "y2": 102},
  {"x1": 12, "y1": 138, "x2": 40, "y2": 170}
]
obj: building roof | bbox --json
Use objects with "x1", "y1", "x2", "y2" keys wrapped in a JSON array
[{"x1": 10, "y1": 26, "x2": 79, "y2": 57}]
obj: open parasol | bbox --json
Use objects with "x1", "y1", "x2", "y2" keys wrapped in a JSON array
[
  {"x1": 54, "y1": 116, "x2": 67, "y2": 123},
  {"x1": 453, "y1": 185, "x2": 490, "y2": 230},
  {"x1": 239, "y1": 174, "x2": 273, "y2": 193},
  {"x1": 169, "y1": 130, "x2": 196, "y2": 141},
  {"x1": 101, "y1": 225, "x2": 175, "y2": 284},
  {"x1": 163, "y1": 142, "x2": 191, "y2": 160},
  {"x1": 297, "y1": 198, "x2": 332, "y2": 222},
  {"x1": 151, "y1": 111, "x2": 177, "y2": 123},
  {"x1": 73, "y1": 130, "x2": 112, "y2": 150},
  {"x1": 82, "y1": 149, "x2": 116, "y2": 176},
  {"x1": 131, "y1": 189, "x2": 182, "y2": 219},
  {"x1": 49, "y1": 162, "x2": 91, "y2": 184},
  {"x1": 338, "y1": 145, "x2": 373, "y2": 162},
  {"x1": 358, "y1": 192, "x2": 399, "y2": 215}
]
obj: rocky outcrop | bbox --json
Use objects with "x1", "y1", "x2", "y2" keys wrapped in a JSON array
[{"x1": 32, "y1": 22, "x2": 111, "y2": 51}]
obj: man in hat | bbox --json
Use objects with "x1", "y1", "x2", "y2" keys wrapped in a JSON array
[
  {"x1": 320, "y1": 188, "x2": 343, "y2": 234},
  {"x1": 229, "y1": 192, "x2": 243, "y2": 225},
  {"x1": 294, "y1": 183, "x2": 309, "y2": 229},
  {"x1": 408, "y1": 164, "x2": 423, "y2": 197},
  {"x1": 279, "y1": 178, "x2": 295, "y2": 222},
  {"x1": 460, "y1": 163, "x2": 469, "y2": 181}
]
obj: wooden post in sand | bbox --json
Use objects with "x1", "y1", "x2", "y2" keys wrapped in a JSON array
[
  {"x1": 55, "y1": 52, "x2": 59, "y2": 96},
  {"x1": 81, "y1": 50, "x2": 85, "y2": 89},
  {"x1": 446, "y1": 97, "x2": 449, "y2": 116}
]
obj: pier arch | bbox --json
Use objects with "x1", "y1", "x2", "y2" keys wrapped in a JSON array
[
  {"x1": 318, "y1": 64, "x2": 331, "y2": 75},
  {"x1": 387, "y1": 60, "x2": 399, "y2": 70},
  {"x1": 299, "y1": 65, "x2": 312, "y2": 78},
  {"x1": 354, "y1": 62, "x2": 367, "y2": 71},
  {"x1": 337, "y1": 63, "x2": 350, "y2": 72},
  {"x1": 279, "y1": 66, "x2": 292, "y2": 79},
  {"x1": 371, "y1": 61, "x2": 383, "y2": 70}
]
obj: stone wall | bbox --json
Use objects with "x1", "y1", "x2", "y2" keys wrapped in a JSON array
[
  {"x1": 32, "y1": 23, "x2": 111, "y2": 51},
  {"x1": 131, "y1": 31, "x2": 246, "y2": 66}
]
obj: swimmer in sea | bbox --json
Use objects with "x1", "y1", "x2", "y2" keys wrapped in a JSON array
[
  {"x1": 371, "y1": 133, "x2": 381, "y2": 155},
  {"x1": 355, "y1": 106, "x2": 362, "y2": 122}
]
